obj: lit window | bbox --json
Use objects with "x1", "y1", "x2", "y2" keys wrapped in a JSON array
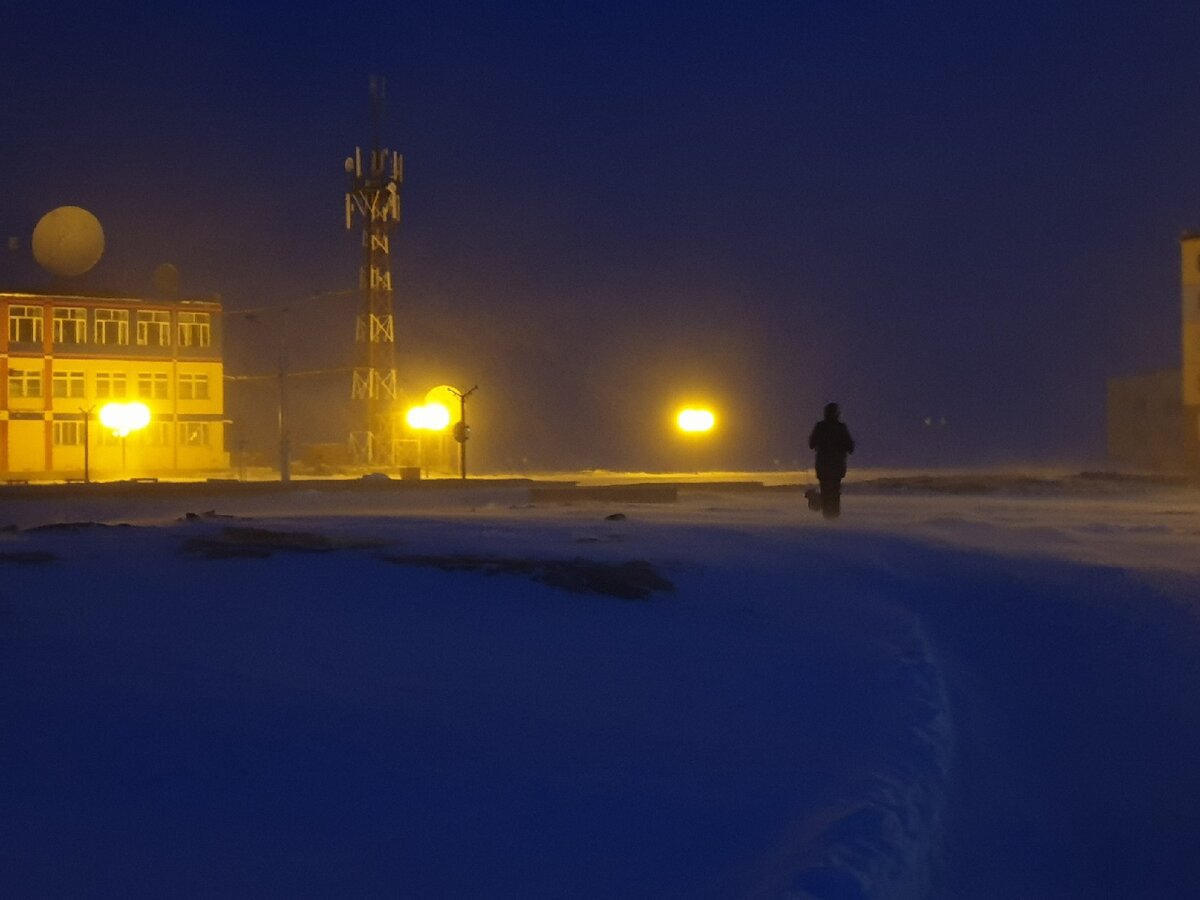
[
  {"x1": 177, "y1": 312, "x2": 211, "y2": 348},
  {"x1": 136, "y1": 372, "x2": 169, "y2": 399},
  {"x1": 52, "y1": 371, "x2": 86, "y2": 399},
  {"x1": 8, "y1": 305, "x2": 44, "y2": 343},
  {"x1": 178, "y1": 373, "x2": 210, "y2": 400},
  {"x1": 95, "y1": 372, "x2": 127, "y2": 399},
  {"x1": 53, "y1": 308, "x2": 87, "y2": 345},
  {"x1": 136, "y1": 310, "x2": 172, "y2": 347},
  {"x1": 178, "y1": 421, "x2": 210, "y2": 446},
  {"x1": 53, "y1": 420, "x2": 85, "y2": 446},
  {"x1": 8, "y1": 368, "x2": 43, "y2": 398},
  {"x1": 94, "y1": 309, "x2": 130, "y2": 345}
]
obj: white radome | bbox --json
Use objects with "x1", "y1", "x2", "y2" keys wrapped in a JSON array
[
  {"x1": 31, "y1": 206, "x2": 105, "y2": 277},
  {"x1": 153, "y1": 262, "x2": 181, "y2": 293}
]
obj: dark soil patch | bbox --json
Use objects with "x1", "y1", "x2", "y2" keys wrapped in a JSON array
[
  {"x1": 180, "y1": 526, "x2": 339, "y2": 558},
  {"x1": 380, "y1": 554, "x2": 674, "y2": 600},
  {"x1": 0, "y1": 551, "x2": 58, "y2": 564},
  {"x1": 24, "y1": 522, "x2": 135, "y2": 533}
]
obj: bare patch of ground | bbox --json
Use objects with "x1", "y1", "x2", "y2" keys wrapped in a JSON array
[
  {"x1": 179, "y1": 526, "x2": 375, "y2": 559},
  {"x1": 379, "y1": 553, "x2": 674, "y2": 600}
]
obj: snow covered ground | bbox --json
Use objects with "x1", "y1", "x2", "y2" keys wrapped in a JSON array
[{"x1": 2, "y1": 472, "x2": 1199, "y2": 899}]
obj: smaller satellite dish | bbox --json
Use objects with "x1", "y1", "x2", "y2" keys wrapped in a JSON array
[
  {"x1": 153, "y1": 263, "x2": 181, "y2": 294},
  {"x1": 32, "y1": 206, "x2": 105, "y2": 277}
]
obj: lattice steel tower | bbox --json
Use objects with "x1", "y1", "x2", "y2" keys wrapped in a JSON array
[{"x1": 344, "y1": 76, "x2": 403, "y2": 465}]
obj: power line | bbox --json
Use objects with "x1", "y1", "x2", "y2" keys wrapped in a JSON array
[
  {"x1": 228, "y1": 289, "x2": 356, "y2": 317},
  {"x1": 224, "y1": 367, "x2": 351, "y2": 382}
]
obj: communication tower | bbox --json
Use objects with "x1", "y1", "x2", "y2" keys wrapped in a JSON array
[{"x1": 344, "y1": 76, "x2": 403, "y2": 464}]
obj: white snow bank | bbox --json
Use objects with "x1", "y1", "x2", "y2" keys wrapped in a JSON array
[{"x1": 1, "y1": 475, "x2": 1197, "y2": 898}]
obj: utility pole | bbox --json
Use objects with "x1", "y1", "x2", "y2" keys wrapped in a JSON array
[
  {"x1": 80, "y1": 405, "x2": 93, "y2": 483},
  {"x1": 277, "y1": 307, "x2": 290, "y2": 482},
  {"x1": 240, "y1": 308, "x2": 291, "y2": 483}
]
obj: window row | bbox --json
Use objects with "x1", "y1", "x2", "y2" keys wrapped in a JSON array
[
  {"x1": 52, "y1": 420, "x2": 215, "y2": 447},
  {"x1": 8, "y1": 370, "x2": 211, "y2": 400},
  {"x1": 7, "y1": 306, "x2": 212, "y2": 348}
]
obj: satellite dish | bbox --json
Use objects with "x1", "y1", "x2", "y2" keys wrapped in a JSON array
[
  {"x1": 31, "y1": 206, "x2": 105, "y2": 277},
  {"x1": 153, "y1": 262, "x2": 181, "y2": 294}
]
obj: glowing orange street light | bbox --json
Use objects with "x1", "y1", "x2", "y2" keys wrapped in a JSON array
[
  {"x1": 98, "y1": 401, "x2": 151, "y2": 473},
  {"x1": 405, "y1": 402, "x2": 451, "y2": 431},
  {"x1": 404, "y1": 405, "x2": 426, "y2": 430},
  {"x1": 405, "y1": 401, "x2": 454, "y2": 476},
  {"x1": 422, "y1": 402, "x2": 451, "y2": 431},
  {"x1": 99, "y1": 401, "x2": 151, "y2": 437},
  {"x1": 410, "y1": 385, "x2": 477, "y2": 478},
  {"x1": 676, "y1": 407, "x2": 716, "y2": 433}
]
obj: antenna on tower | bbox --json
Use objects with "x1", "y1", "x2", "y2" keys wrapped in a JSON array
[{"x1": 369, "y1": 75, "x2": 386, "y2": 154}]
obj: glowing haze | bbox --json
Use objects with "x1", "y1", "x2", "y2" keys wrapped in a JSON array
[{"x1": 4, "y1": 4, "x2": 1199, "y2": 471}]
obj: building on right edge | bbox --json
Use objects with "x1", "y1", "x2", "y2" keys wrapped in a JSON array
[
  {"x1": 1181, "y1": 233, "x2": 1200, "y2": 463},
  {"x1": 1106, "y1": 234, "x2": 1200, "y2": 472}
]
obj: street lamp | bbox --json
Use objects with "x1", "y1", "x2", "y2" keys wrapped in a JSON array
[
  {"x1": 676, "y1": 407, "x2": 716, "y2": 433},
  {"x1": 404, "y1": 400, "x2": 454, "y2": 475},
  {"x1": 446, "y1": 385, "x2": 477, "y2": 480},
  {"x1": 99, "y1": 401, "x2": 151, "y2": 473},
  {"x1": 407, "y1": 385, "x2": 475, "y2": 477},
  {"x1": 405, "y1": 402, "x2": 451, "y2": 431},
  {"x1": 674, "y1": 405, "x2": 717, "y2": 475}
]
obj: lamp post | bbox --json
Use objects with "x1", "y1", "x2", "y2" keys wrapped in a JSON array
[
  {"x1": 99, "y1": 402, "x2": 151, "y2": 475},
  {"x1": 277, "y1": 308, "x2": 290, "y2": 483},
  {"x1": 674, "y1": 406, "x2": 717, "y2": 474},
  {"x1": 408, "y1": 385, "x2": 476, "y2": 477},
  {"x1": 404, "y1": 400, "x2": 451, "y2": 476},
  {"x1": 79, "y1": 405, "x2": 94, "y2": 483},
  {"x1": 448, "y1": 385, "x2": 477, "y2": 480}
]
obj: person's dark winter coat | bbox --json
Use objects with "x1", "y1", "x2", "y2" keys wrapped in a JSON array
[
  {"x1": 809, "y1": 409, "x2": 855, "y2": 480},
  {"x1": 808, "y1": 403, "x2": 855, "y2": 518}
]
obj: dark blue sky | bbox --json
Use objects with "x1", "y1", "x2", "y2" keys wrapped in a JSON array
[{"x1": 4, "y1": 2, "x2": 1199, "y2": 470}]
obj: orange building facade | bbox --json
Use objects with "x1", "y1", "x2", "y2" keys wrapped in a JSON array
[{"x1": 1, "y1": 291, "x2": 228, "y2": 481}]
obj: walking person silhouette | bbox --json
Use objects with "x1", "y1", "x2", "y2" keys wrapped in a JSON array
[{"x1": 807, "y1": 402, "x2": 855, "y2": 519}]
